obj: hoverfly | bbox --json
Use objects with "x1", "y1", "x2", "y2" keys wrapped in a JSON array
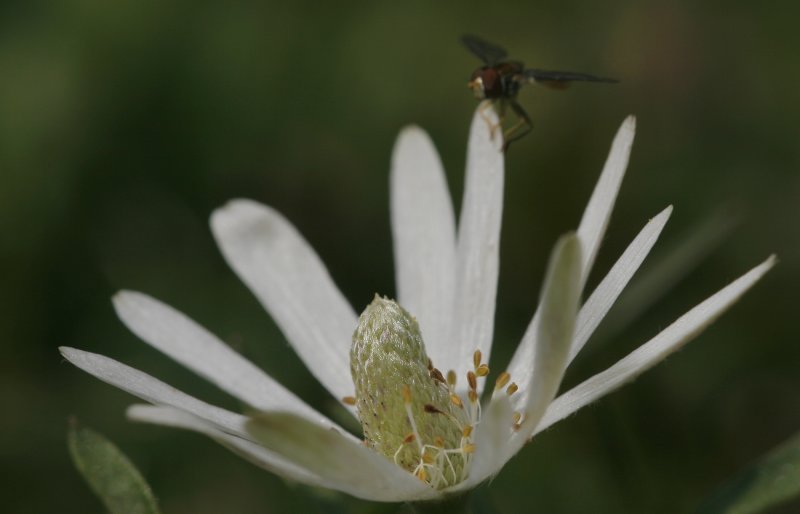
[{"x1": 462, "y1": 34, "x2": 618, "y2": 150}]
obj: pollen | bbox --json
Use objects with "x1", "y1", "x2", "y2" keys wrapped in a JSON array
[
  {"x1": 467, "y1": 371, "x2": 477, "y2": 391},
  {"x1": 342, "y1": 396, "x2": 357, "y2": 406},
  {"x1": 495, "y1": 371, "x2": 511, "y2": 390},
  {"x1": 473, "y1": 350, "x2": 482, "y2": 369}
]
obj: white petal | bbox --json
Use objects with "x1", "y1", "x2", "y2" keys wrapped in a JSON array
[
  {"x1": 454, "y1": 395, "x2": 513, "y2": 490},
  {"x1": 511, "y1": 234, "x2": 582, "y2": 441},
  {"x1": 247, "y1": 412, "x2": 440, "y2": 502},
  {"x1": 60, "y1": 347, "x2": 257, "y2": 439},
  {"x1": 451, "y1": 105, "x2": 505, "y2": 392},
  {"x1": 577, "y1": 116, "x2": 636, "y2": 285},
  {"x1": 505, "y1": 116, "x2": 635, "y2": 394},
  {"x1": 211, "y1": 200, "x2": 357, "y2": 407},
  {"x1": 127, "y1": 404, "x2": 325, "y2": 487},
  {"x1": 390, "y1": 126, "x2": 457, "y2": 365},
  {"x1": 569, "y1": 206, "x2": 672, "y2": 362},
  {"x1": 473, "y1": 234, "x2": 583, "y2": 479},
  {"x1": 130, "y1": 403, "x2": 435, "y2": 501},
  {"x1": 536, "y1": 255, "x2": 776, "y2": 433},
  {"x1": 113, "y1": 291, "x2": 339, "y2": 430}
]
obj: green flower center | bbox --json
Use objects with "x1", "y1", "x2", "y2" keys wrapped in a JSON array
[{"x1": 349, "y1": 296, "x2": 482, "y2": 488}]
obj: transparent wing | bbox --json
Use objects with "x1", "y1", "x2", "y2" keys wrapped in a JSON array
[
  {"x1": 461, "y1": 34, "x2": 508, "y2": 65},
  {"x1": 524, "y1": 68, "x2": 618, "y2": 89}
]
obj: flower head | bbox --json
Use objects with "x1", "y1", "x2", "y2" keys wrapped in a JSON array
[{"x1": 60, "y1": 109, "x2": 774, "y2": 502}]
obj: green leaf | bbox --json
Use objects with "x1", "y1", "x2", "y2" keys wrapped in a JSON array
[
  {"x1": 697, "y1": 430, "x2": 800, "y2": 514},
  {"x1": 67, "y1": 420, "x2": 160, "y2": 514}
]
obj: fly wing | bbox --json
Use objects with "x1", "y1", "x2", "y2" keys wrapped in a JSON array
[
  {"x1": 524, "y1": 68, "x2": 618, "y2": 89},
  {"x1": 461, "y1": 34, "x2": 508, "y2": 65}
]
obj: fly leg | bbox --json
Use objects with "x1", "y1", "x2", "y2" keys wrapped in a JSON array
[
  {"x1": 478, "y1": 100, "x2": 504, "y2": 141},
  {"x1": 502, "y1": 100, "x2": 532, "y2": 151}
]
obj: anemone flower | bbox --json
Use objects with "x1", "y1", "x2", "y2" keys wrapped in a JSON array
[{"x1": 60, "y1": 108, "x2": 774, "y2": 504}]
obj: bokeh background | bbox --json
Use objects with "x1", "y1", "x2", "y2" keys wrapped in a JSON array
[{"x1": 2, "y1": 0, "x2": 798, "y2": 513}]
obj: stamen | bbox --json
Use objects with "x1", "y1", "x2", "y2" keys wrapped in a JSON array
[
  {"x1": 462, "y1": 443, "x2": 476, "y2": 454},
  {"x1": 468, "y1": 390, "x2": 479, "y2": 403},
  {"x1": 495, "y1": 372, "x2": 511, "y2": 390},
  {"x1": 424, "y1": 404, "x2": 443, "y2": 414},
  {"x1": 434, "y1": 436, "x2": 445, "y2": 448},
  {"x1": 512, "y1": 411, "x2": 524, "y2": 431},
  {"x1": 467, "y1": 371, "x2": 477, "y2": 391},
  {"x1": 402, "y1": 385, "x2": 424, "y2": 454},
  {"x1": 473, "y1": 350, "x2": 482, "y2": 369},
  {"x1": 402, "y1": 385, "x2": 412, "y2": 405},
  {"x1": 462, "y1": 425, "x2": 473, "y2": 438},
  {"x1": 447, "y1": 370, "x2": 457, "y2": 388},
  {"x1": 475, "y1": 364, "x2": 490, "y2": 377},
  {"x1": 506, "y1": 382, "x2": 519, "y2": 396},
  {"x1": 450, "y1": 394, "x2": 464, "y2": 408},
  {"x1": 430, "y1": 367, "x2": 446, "y2": 384},
  {"x1": 342, "y1": 396, "x2": 357, "y2": 405},
  {"x1": 403, "y1": 433, "x2": 416, "y2": 444}
]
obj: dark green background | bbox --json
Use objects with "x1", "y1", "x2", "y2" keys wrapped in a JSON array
[{"x1": 2, "y1": 1, "x2": 798, "y2": 513}]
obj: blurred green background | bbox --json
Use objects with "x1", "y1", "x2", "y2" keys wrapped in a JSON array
[{"x1": 2, "y1": 0, "x2": 798, "y2": 513}]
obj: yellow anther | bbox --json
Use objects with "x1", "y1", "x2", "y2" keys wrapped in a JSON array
[
  {"x1": 402, "y1": 384, "x2": 412, "y2": 404},
  {"x1": 473, "y1": 350, "x2": 482, "y2": 369},
  {"x1": 447, "y1": 370, "x2": 457, "y2": 387},
  {"x1": 512, "y1": 411, "x2": 522, "y2": 424},
  {"x1": 506, "y1": 382, "x2": 519, "y2": 396},
  {"x1": 462, "y1": 425, "x2": 473, "y2": 438},
  {"x1": 450, "y1": 393, "x2": 464, "y2": 408},
  {"x1": 475, "y1": 364, "x2": 490, "y2": 377},
  {"x1": 467, "y1": 371, "x2": 477, "y2": 391},
  {"x1": 423, "y1": 451, "x2": 436, "y2": 464},
  {"x1": 462, "y1": 443, "x2": 476, "y2": 454},
  {"x1": 403, "y1": 433, "x2": 416, "y2": 444},
  {"x1": 416, "y1": 468, "x2": 428, "y2": 481},
  {"x1": 342, "y1": 396, "x2": 356, "y2": 405},
  {"x1": 495, "y1": 371, "x2": 511, "y2": 390},
  {"x1": 434, "y1": 436, "x2": 445, "y2": 448},
  {"x1": 468, "y1": 390, "x2": 479, "y2": 403}
]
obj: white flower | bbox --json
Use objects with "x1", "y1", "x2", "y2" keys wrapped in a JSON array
[{"x1": 60, "y1": 109, "x2": 774, "y2": 502}]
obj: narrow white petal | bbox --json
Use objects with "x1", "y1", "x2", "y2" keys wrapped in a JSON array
[
  {"x1": 390, "y1": 126, "x2": 457, "y2": 364},
  {"x1": 129, "y1": 404, "x2": 439, "y2": 502},
  {"x1": 127, "y1": 404, "x2": 324, "y2": 487},
  {"x1": 451, "y1": 105, "x2": 505, "y2": 392},
  {"x1": 536, "y1": 255, "x2": 776, "y2": 433},
  {"x1": 577, "y1": 115, "x2": 636, "y2": 285},
  {"x1": 505, "y1": 116, "x2": 635, "y2": 396},
  {"x1": 512, "y1": 234, "x2": 582, "y2": 441},
  {"x1": 210, "y1": 200, "x2": 357, "y2": 406},
  {"x1": 60, "y1": 347, "x2": 257, "y2": 439},
  {"x1": 247, "y1": 412, "x2": 440, "y2": 502},
  {"x1": 569, "y1": 206, "x2": 673, "y2": 362},
  {"x1": 454, "y1": 395, "x2": 513, "y2": 490},
  {"x1": 113, "y1": 291, "x2": 338, "y2": 429},
  {"x1": 474, "y1": 234, "x2": 583, "y2": 479}
]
